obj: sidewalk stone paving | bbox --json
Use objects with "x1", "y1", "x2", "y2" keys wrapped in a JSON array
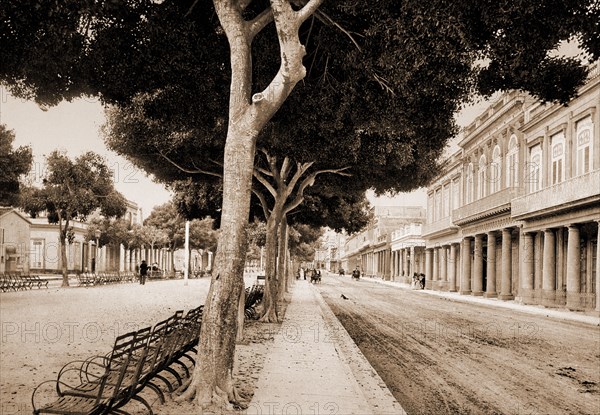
[
  {"x1": 248, "y1": 280, "x2": 405, "y2": 415},
  {"x1": 371, "y1": 278, "x2": 600, "y2": 326}
]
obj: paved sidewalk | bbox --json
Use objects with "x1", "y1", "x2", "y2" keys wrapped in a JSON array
[
  {"x1": 369, "y1": 278, "x2": 600, "y2": 326},
  {"x1": 248, "y1": 281, "x2": 404, "y2": 415}
]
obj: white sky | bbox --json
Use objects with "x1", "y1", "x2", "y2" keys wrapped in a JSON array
[
  {"x1": 0, "y1": 86, "x2": 488, "y2": 217},
  {"x1": 0, "y1": 90, "x2": 172, "y2": 219}
]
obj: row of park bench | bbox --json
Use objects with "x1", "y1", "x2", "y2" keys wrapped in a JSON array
[
  {"x1": 32, "y1": 284, "x2": 265, "y2": 415},
  {"x1": 0, "y1": 273, "x2": 48, "y2": 292},
  {"x1": 76, "y1": 272, "x2": 138, "y2": 286}
]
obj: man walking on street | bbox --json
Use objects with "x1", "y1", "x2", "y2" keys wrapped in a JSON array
[{"x1": 139, "y1": 260, "x2": 148, "y2": 285}]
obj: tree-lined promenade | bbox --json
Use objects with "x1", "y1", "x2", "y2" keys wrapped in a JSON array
[{"x1": 2, "y1": 0, "x2": 599, "y2": 411}]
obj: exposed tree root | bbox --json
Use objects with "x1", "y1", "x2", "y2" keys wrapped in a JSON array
[
  {"x1": 173, "y1": 375, "x2": 198, "y2": 402},
  {"x1": 258, "y1": 308, "x2": 279, "y2": 323},
  {"x1": 174, "y1": 369, "x2": 246, "y2": 413},
  {"x1": 175, "y1": 376, "x2": 194, "y2": 396}
]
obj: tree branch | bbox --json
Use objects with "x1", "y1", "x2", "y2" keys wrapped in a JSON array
[
  {"x1": 314, "y1": 9, "x2": 362, "y2": 51},
  {"x1": 253, "y1": 168, "x2": 277, "y2": 197},
  {"x1": 256, "y1": 166, "x2": 274, "y2": 177},
  {"x1": 159, "y1": 151, "x2": 222, "y2": 178},
  {"x1": 283, "y1": 166, "x2": 351, "y2": 215},
  {"x1": 267, "y1": 154, "x2": 283, "y2": 188},
  {"x1": 286, "y1": 161, "x2": 313, "y2": 195},
  {"x1": 313, "y1": 166, "x2": 352, "y2": 178},
  {"x1": 184, "y1": 0, "x2": 200, "y2": 17},
  {"x1": 190, "y1": 160, "x2": 224, "y2": 178},
  {"x1": 296, "y1": 0, "x2": 325, "y2": 24},
  {"x1": 252, "y1": 188, "x2": 271, "y2": 219},
  {"x1": 283, "y1": 172, "x2": 316, "y2": 215},
  {"x1": 207, "y1": 158, "x2": 224, "y2": 168},
  {"x1": 280, "y1": 157, "x2": 291, "y2": 183},
  {"x1": 247, "y1": 7, "x2": 274, "y2": 38}
]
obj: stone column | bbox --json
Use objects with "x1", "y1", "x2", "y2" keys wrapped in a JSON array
[
  {"x1": 485, "y1": 231, "x2": 497, "y2": 298},
  {"x1": 520, "y1": 231, "x2": 535, "y2": 304},
  {"x1": 432, "y1": 247, "x2": 439, "y2": 289},
  {"x1": 596, "y1": 221, "x2": 600, "y2": 312},
  {"x1": 439, "y1": 246, "x2": 447, "y2": 291},
  {"x1": 499, "y1": 228, "x2": 514, "y2": 300},
  {"x1": 542, "y1": 229, "x2": 557, "y2": 307},
  {"x1": 460, "y1": 238, "x2": 472, "y2": 295},
  {"x1": 425, "y1": 248, "x2": 433, "y2": 289},
  {"x1": 403, "y1": 249, "x2": 408, "y2": 279},
  {"x1": 473, "y1": 234, "x2": 484, "y2": 296},
  {"x1": 410, "y1": 246, "x2": 416, "y2": 279},
  {"x1": 448, "y1": 243, "x2": 458, "y2": 292},
  {"x1": 566, "y1": 224, "x2": 582, "y2": 310},
  {"x1": 401, "y1": 250, "x2": 405, "y2": 277}
]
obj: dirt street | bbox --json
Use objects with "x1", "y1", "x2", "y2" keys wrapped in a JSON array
[{"x1": 318, "y1": 275, "x2": 600, "y2": 415}]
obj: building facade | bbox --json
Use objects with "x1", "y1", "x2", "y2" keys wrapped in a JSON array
[
  {"x1": 342, "y1": 206, "x2": 425, "y2": 279},
  {"x1": 390, "y1": 222, "x2": 426, "y2": 283},
  {"x1": 0, "y1": 201, "x2": 147, "y2": 274},
  {"x1": 423, "y1": 62, "x2": 600, "y2": 312}
]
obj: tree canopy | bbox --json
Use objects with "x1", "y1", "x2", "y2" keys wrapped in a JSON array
[{"x1": 0, "y1": 124, "x2": 33, "y2": 206}]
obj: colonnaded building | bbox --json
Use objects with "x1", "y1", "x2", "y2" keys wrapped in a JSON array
[
  {"x1": 339, "y1": 61, "x2": 599, "y2": 313},
  {"x1": 423, "y1": 61, "x2": 599, "y2": 312}
]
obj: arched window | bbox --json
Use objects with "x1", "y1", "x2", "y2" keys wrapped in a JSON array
[
  {"x1": 529, "y1": 145, "x2": 542, "y2": 193},
  {"x1": 478, "y1": 155, "x2": 487, "y2": 199},
  {"x1": 466, "y1": 163, "x2": 474, "y2": 204},
  {"x1": 491, "y1": 145, "x2": 502, "y2": 193},
  {"x1": 576, "y1": 116, "x2": 593, "y2": 176},
  {"x1": 506, "y1": 135, "x2": 518, "y2": 188},
  {"x1": 551, "y1": 132, "x2": 565, "y2": 185}
]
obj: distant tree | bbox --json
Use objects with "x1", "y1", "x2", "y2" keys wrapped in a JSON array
[
  {"x1": 289, "y1": 224, "x2": 324, "y2": 264},
  {"x1": 138, "y1": 224, "x2": 169, "y2": 266},
  {"x1": 20, "y1": 151, "x2": 126, "y2": 285},
  {"x1": 189, "y1": 218, "x2": 218, "y2": 254},
  {"x1": 144, "y1": 203, "x2": 186, "y2": 270},
  {"x1": 0, "y1": 125, "x2": 32, "y2": 206}
]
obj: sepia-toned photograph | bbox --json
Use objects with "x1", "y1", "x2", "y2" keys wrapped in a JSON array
[{"x1": 1, "y1": 1, "x2": 599, "y2": 414}]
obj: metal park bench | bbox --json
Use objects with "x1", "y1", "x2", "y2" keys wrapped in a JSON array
[
  {"x1": 76, "y1": 272, "x2": 136, "y2": 287},
  {"x1": 31, "y1": 308, "x2": 202, "y2": 415},
  {"x1": 0, "y1": 273, "x2": 49, "y2": 291},
  {"x1": 244, "y1": 284, "x2": 264, "y2": 319},
  {"x1": 31, "y1": 289, "x2": 263, "y2": 414}
]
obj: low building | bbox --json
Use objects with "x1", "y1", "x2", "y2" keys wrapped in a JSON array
[{"x1": 0, "y1": 200, "x2": 146, "y2": 275}]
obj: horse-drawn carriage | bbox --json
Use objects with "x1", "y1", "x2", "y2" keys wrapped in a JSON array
[
  {"x1": 351, "y1": 268, "x2": 361, "y2": 280},
  {"x1": 310, "y1": 269, "x2": 322, "y2": 284}
]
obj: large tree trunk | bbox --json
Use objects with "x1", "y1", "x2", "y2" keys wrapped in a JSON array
[
  {"x1": 180, "y1": 0, "x2": 321, "y2": 409},
  {"x1": 58, "y1": 218, "x2": 69, "y2": 287},
  {"x1": 185, "y1": 128, "x2": 257, "y2": 409},
  {"x1": 59, "y1": 238, "x2": 69, "y2": 286},
  {"x1": 277, "y1": 218, "x2": 288, "y2": 301},
  {"x1": 260, "y1": 211, "x2": 281, "y2": 322}
]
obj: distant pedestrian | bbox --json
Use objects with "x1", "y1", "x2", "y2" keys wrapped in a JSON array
[{"x1": 140, "y1": 260, "x2": 148, "y2": 285}]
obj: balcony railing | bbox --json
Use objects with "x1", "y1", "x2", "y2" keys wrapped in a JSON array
[
  {"x1": 512, "y1": 170, "x2": 600, "y2": 218},
  {"x1": 422, "y1": 216, "x2": 457, "y2": 237},
  {"x1": 452, "y1": 187, "x2": 518, "y2": 225}
]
